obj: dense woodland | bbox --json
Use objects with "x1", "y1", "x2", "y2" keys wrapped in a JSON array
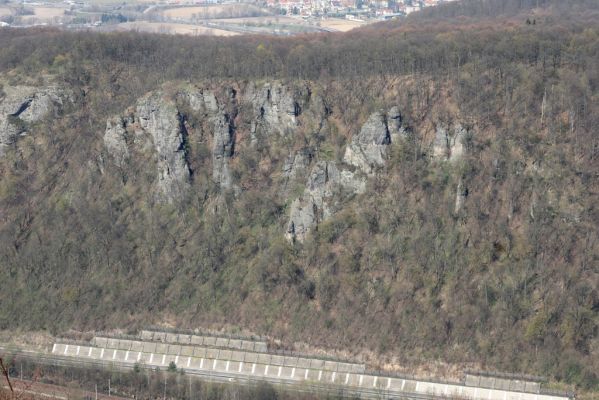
[{"x1": 0, "y1": 0, "x2": 598, "y2": 394}]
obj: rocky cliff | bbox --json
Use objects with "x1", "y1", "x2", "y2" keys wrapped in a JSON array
[{"x1": 0, "y1": 86, "x2": 72, "y2": 156}]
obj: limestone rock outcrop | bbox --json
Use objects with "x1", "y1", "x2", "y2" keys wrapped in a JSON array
[
  {"x1": 246, "y1": 82, "x2": 307, "y2": 139},
  {"x1": 0, "y1": 85, "x2": 72, "y2": 155},
  {"x1": 286, "y1": 108, "x2": 404, "y2": 241},
  {"x1": 343, "y1": 108, "x2": 402, "y2": 174},
  {"x1": 432, "y1": 123, "x2": 467, "y2": 162},
  {"x1": 103, "y1": 87, "x2": 239, "y2": 201},
  {"x1": 103, "y1": 92, "x2": 191, "y2": 202},
  {"x1": 286, "y1": 161, "x2": 365, "y2": 242},
  {"x1": 182, "y1": 88, "x2": 236, "y2": 189},
  {"x1": 136, "y1": 92, "x2": 192, "y2": 201},
  {"x1": 104, "y1": 116, "x2": 133, "y2": 167}
]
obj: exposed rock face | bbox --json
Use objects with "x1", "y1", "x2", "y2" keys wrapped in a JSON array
[
  {"x1": 104, "y1": 87, "x2": 238, "y2": 200},
  {"x1": 136, "y1": 92, "x2": 192, "y2": 202},
  {"x1": 104, "y1": 116, "x2": 132, "y2": 167},
  {"x1": 182, "y1": 88, "x2": 236, "y2": 189},
  {"x1": 343, "y1": 109, "x2": 400, "y2": 174},
  {"x1": 246, "y1": 82, "x2": 307, "y2": 139},
  {"x1": 103, "y1": 92, "x2": 191, "y2": 202},
  {"x1": 0, "y1": 86, "x2": 72, "y2": 155},
  {"x1": 282, "y1": 147, "x2": 314, "y2": 195},
  {"x1": 433, "y1": 123, "x2": 467, "y2": 162},
  {"x1": 455, "y1": 178, "x2": 468, "y2": 213},
  {"x1": 286, "y1": 161, "x2": 365, "y2": 242},
  {"x1": 287, "y1": 109, "x2": 403, "y2": 242},
  {"x1": 387, "y1": 106, "x2": 407, "y2": 142}
]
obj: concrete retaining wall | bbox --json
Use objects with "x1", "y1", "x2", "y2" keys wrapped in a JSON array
[
  {"x1": 51, "y1": 341, "x2": 569, "y2": 400},
  {"x1": 89, "y1": 337, "x2": 364, "y2": 373},
  {"x1": 138, "y1": 330, "x2": 268, "y2": 353}
]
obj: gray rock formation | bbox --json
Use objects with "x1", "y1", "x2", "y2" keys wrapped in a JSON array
[
  {"x1": 387, "y1": 106, "x2": 407, "y2": 142},
  {"x1": 0, "y1": 85, "x2": 72, "y2": 155},
  {"x1": 286, "y1": 108, "x2": 405, "y2": 241},
  {"x1": 432, "y1": 123, "x2": 467, "y2": 162},
  {"x1": 182, "y1": 88, "x2": 235, "y2": 189},
  {"x1": 282, "y1": 147, "x2": 314, "y2": 195},
  {"x1": 455, "y1": 178, "x2": 467, "y2": 213},
  {"x1": 246, "y1": 82, "x2": 306, "y2": 139},
  {"x1": 343, "y1": 109, "x2": 399, "y2": 174},
  {"x1": 104, "y1": 92, "x2": 191, "y2": 202},
  {"x1": 136, "y1": 92, "x2": 191, "y2": 202},
  {"x1": 104, "y1": 116, "x2": 132, "y2": 167},
  {"x1": 286, "y1": 161, "x2": 364, "y2": 242}
]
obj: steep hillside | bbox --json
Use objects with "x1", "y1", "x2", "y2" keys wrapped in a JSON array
[{"x1": 0, "y1": 0, "x2": 598, "y2": 392}]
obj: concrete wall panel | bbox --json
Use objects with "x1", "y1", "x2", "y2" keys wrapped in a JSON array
[
  {"x1": 240, "y1": 341, "x2": 254, "y2": 351},
  {"x1": 178, "y1": 335, "x2": 191, "y2": 345},
  {"x1": 466, "y1": 375, "x2": 480, "y2": 387},
  {"x1": 403, "y1": 380, "x2": 417, "y2": 392},
  {"x1": 155, "y1": 343, "x2": 168, "y2": 354},
  {"x1": 180, "y1": 345, "x2": 194, "y2": 356},
  {"x1": 296, "y1": 358, "x2": 312, "y2": 369},
  {"x1": 361, "y1": 375, "x2": 375, "y2": 387},
  {"x1": 193, "y1": 347, "x2": 206, "y2": 358},
  {"x1": 230, "y1": 351, "x2": 245, "y2": 362},
  {"x1": 280, "y1": 367, "x2": 294, "y2": 378},
  {"x1": 255, "y1": 343, "x2": 268, "y2": 352},
  {"x1": 190, "y1": 336, "x2": 203, "y2": 346},
  {"x1": 219, "y1": 350, "x2": 232, "y2": 360},
  {"x1": 323, "y1": 361, "x2": 338, "y2": 371},
  {"x1": 142, "y1": 342, "x2": 157, "y2": 353},
  {"x1": 244, "y1": 353, "x2": 258, "y2": 363},
  {"x1": 282, "y1": 357, "x2": 298, "y2": 368},
  {"x1": 205, "y1": 348, "x2": 219, "y2": 359},
  {"x1": 257, "y1": 353, "x2": 271, "y2": 364},
  {"x1": 165, "y1": 333, "x2": 178, "y2": 343},
  {"x1": 271, "y1": 355, "x2": 285, "y2": 366},
  {"x1": 130, "y1": 341, "x2": 143, "y2": 352},
  {"x1": 89, "y1": 347, "x2": 102, "y2": 359}
]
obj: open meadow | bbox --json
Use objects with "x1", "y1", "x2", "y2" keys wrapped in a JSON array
[
  {"x1": 318, "y1": 17, "x2": 366, "y2": 31},
  {"x1": 159, "y1": 4, "x2": 269, "y2": 20},
  {"x1": 115, "y1": 21, "x2": 240, "y2": 36}
]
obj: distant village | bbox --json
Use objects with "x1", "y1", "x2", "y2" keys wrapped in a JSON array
[
  {"x1": 265, "y1": 0, "x2": 459, "y2": 20},
  {"x1": 0, "y1": 0, "x2": 460, "y2": 35}
]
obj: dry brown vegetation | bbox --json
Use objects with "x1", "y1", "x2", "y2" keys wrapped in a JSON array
[{"x1": 0, "y1": 0, "x2": 597, "y2": 394}]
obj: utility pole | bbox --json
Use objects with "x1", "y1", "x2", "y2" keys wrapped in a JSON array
[
  {"x1": 95, "y1": 384, "x2": 98, "y2": 400},
  {"x1": 163, "y1": 374, "x2": 167, "y2": 400},
  {"x1": 108, "y1": 378, "x2": 111, "y2": 397}
]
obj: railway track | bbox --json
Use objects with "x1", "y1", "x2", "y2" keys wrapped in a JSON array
[{"x1": 0, "y1": 347, "x2": 437, "y2": 400}]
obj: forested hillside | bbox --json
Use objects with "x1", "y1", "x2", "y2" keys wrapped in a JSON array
[{"x1": 0, "y1": 0, "x2": 598, "y2": 392}]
